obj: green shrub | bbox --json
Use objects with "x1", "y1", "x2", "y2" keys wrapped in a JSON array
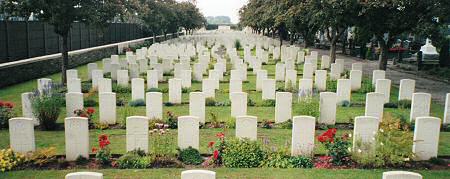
[
  {"x1": 182, "y1": 87, "x2": 191, "y2": 93},
  {"x1": 326, "y1": 79, "x2": 337, "y2": 92},
  {"x1": 164, "y1": 102, "x2": 175, "y2": 106},
  {"x1": 32, "y1": 93, "x2": 64, "y2": 130},
  {"x1": 247, "y1": 98, "x2": 255, "y2": 107},
  {"x1": 234, "y1": 39, "x2": 242, "y2": 50},
  {"x1": 352, "y1": 114, "x2": 414, "y2": 168},
  {"x1": 129, "y1": 99, "x2": 146, "y2": 107},
  {"x1": 338, "y1": 100, "x2": 351, "y2": 107},
  {"x1": 205, "y1": 97, "x2": 216, "y2": 106},
  {"x1": 384, "y1": 102, "x2": 398, "y2": 108},
  {"x1": 397, "y1": 99, "x2": 412, "y2": 109},
  {"x1": 117, "y1": 150, "x2": 154, "y2": 169},
  {"x1": 112, "y1": 84, "x2": 131, "y2": 93},
  {"x1": 147, "y1": 88, "x2": 162, "y2": 92},
  {"x1": 166, "y1": 111, "x2": 178, "y2": 129},
  {"x1": 296, "y1": 97, "x2": 319, "y2": 118},
  {"x1": 289, "y1": 156, "x2": 313, "y2": 168},
  {"x1": 116, "y1": 98, "x2": 127, "y2": 106},
  {"x1": 83, "y1": 98, "x2": 98, "y2": 107},
  {"x1": 81, "y1": 82, "x2": 92, "y2": 93},
  {"x1": 273, "y1": 119, "x2": 292, "y2": 129},
  {"x1": 260, "y1": 99, "x2": 276, "y2": 107},
  {"x1": 177, "y1": 147, "x2": 203, "y2": 165},
  {"x1": 357, "y1": 79, "x2": 374, "y2": 93},
  {"x1": 222, "y1": 138, "x2": 266, "y2": 168}
]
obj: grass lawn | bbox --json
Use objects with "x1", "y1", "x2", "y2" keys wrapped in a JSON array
[{"x1": 2, "y1": 168, "x2": 450, "y2": 179}]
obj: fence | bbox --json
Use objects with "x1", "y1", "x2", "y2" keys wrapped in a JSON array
[{"x1": 0, "y1": 21, "x2": 146, "y2": 63}]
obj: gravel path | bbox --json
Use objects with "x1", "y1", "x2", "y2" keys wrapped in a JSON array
[{"x1": 311, "y1": 48, "x2": 450, "y2": 104}]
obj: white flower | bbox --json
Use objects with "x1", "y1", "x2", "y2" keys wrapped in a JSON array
[
  {"x1": 404, "y1": 158, "x2": 410, "y2": 161},
  {"x1": 380, "y1": 142, "x2": 384, "y2": 146},
  {"x1": 379, "y1": 129, "x2": 384, "y2": 133},
  {"x1": 348, "y1": 134, "x2": 352, "y2": 138},
  {"x1": 358, "y1": 149, "x2": 362, "y2": 153},
  {"x1": 371, "y1": 137, "x2": 376, "y2": 141},
  {"x1": 348, "y1": 147, "x2": 352, "y2": 152}
]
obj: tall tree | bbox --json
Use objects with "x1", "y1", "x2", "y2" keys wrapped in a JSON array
[
  {"x1": 358, "y1": 0, "x2": 439, "y2": 70},
  {"x1": 286, "y1": 0, "x2": 319, "y2": 48},
  {"x1": 310, "y1": 0, "x2": 360, "y2": 62}
]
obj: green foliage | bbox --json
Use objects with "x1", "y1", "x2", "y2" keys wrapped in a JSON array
[
  {"x1": 234, "y1": 39, "x2": 242, "y2": 50},
  {"x1": 113, "y1": 84, "x2": 131, "y2": 93},
  {"x1": 247, "y1": 98, "x2": 256, "y2": 107},
  {"x1": 397, "y1": 100, "x2": 412, "y2": 109},
  {"x1": 83, "y1": 98, "x2": 97, "y2": 107},
  {"x1": 352, "y1": 114, "x2": 414, "y2": 168},
  {"x1": 147, "y1": 88, "x2": 162, "y2": 93},
  {"x1": 165, "y1": 111, "x2": 178, "y2": 129},
  {"x1": 384, "y1": 102, "x2": 398, "y2": 108},
  {"x1": 222, "y1": 138, "x2": 266, "y2": 168},
  {"x1": 27, "y1": 147, "x2": 57, "y2": 167},
  {"x1": 326, "y1": 79, "x2": 337, "y2": 92},
  {"x1": 262, "y1": 151, "x2": 313, "y2": 168},
  {"x1": 117, "y1": 150, "x2": 154, "y2": 169},
  {"x1": 32, "y1": 93, "x2": 64, "y2": 131},
  {"x1": 81, "y1": 82, "x2": 92, "y2": 93},
  {"x1": 116, "y1": 98, "x2": 127, "y2": 107},
  {"x1": 149, "y1": 127, "x2": 174, "y2": 157},
  {"x1": 177, "y1": 147, "x2": 203, "y2": 165},
  {"x1": 274, "y1": 119, "x2": 292, "y2": 129},
  {"x1": 182, "y1": 87, "x2": 191, "y2": 93},
  {"x1": 296, "y1": 97, "x2": 320, "y2": 118},
  {"x1": 0, "y1": 148, "x2": 26, "y2": 172},
  {"x1": 260, "y1": 99, "x2": 276, "y2": 107},
  {"x1": 75, "y1": 156, "x2": 89, "y2": 165},
  {"x1": 205, "y1": 97, "x2": 216, "y2": 106},
  {"x1": 129, "y1": 99, "x2": 146, "y2": 107},
  {"x1": 357, "y1": 79, "x2": 374, "y2": 94}
]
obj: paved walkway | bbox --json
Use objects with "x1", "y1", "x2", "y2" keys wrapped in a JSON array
[{"x1": 312, "y1": 48, "x2": 450, "y2": 104}]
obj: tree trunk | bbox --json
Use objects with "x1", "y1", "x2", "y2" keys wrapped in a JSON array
[
  {"x1": 330, "y1": 40, "x2": 337, "y2": 63},
  {"x1": 61, "y1": 34, "x2": 69, "y2": 84},
  {"x1": 378, "y1": 41, "x2": 388, "y2": 70}
]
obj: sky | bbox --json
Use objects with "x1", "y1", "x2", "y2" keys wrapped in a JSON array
[{"x1": 178, "y1": 0, "x2": 248, "y2": 24}]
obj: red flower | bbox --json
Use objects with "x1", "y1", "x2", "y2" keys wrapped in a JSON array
[
  {"x1": 216, "y1": 132, "x2": 225, "y2": 139},
  {"x1": 0, "y1": 101, "x2": 4, "y2": 107},
  {"x1": 213, "y1": 150, "x2": 219, "y2": 160},
  {"x1": 87, "y1": 107, "x2": 95, "y2": 114},
  {"x1": 80, "y1": 113, "x2": 88, "y2": 117},
  {"x1": 92, "y1": 147, "x2": 97, "y2": 153},
  {"x1": 99, "y1": 134, "x2": 108, "y2": 141},
  {"x1": 4, "y1": 102, "x2": 14, "y2": 108},
  {"x1": 208, "y1": 141, "x2": 215, "y2": 148},
  {"x1": 98, "y1": 134, "x2": 110, "y2": 149}
]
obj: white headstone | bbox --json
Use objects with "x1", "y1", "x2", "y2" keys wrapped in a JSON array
[
  {"x1": 126, "y1": 116, "x2": 149, "y2": 152},
  {"x1": 399, "y1": 79, "x2": 415, "y2": 101},
  {"x1": 65, "y1": 117, "x2": 89, "y2": 161},
  {"x1": 351, "y1": 63, "x2": 363, "y2": 71},
  {"x1": 365, "y1": 92, "x2": 385, "y2": 121},
  {"x1": 275, "y1": 63, "x2": 286, "y2": 81},
  {"x1": 9, "y1": 118, "x2": 35, "y2": 153},
  {"x1": 177, "y1": 116, "x2": 200, "y2": 149},
  {"x1": 413, "y1": 117, "x2": 441, "y2": 161},
  {"x1": 353, "y1": 116, "x2": 379, "y2": 151},
  {"x1": 314, "y1": 70, "x2": 327, "y2": 91},
  {"x1": 37, "y1": 78, "x2": 52, "y2": 95},
  {"x1": 181, "y1": 170, "x2": 216, "y2": 179},
  {"x1": 298, "y1": 79, "x2": 313, "y2": 100},
  {"x1": 375, "y1": 79, "x2": 391, "y2": 103},
  {"x1": 235, "y1": 115, "x2": 257, "y2": 141},
  {"x1": 202, "y1": 79, "x2": 216, "y2": 98},
  {"x1": 319, "y1": 92, "x2": 337, "y2": 125},
  {"x1": 181, "y1": 70, "x2": 192, "y2": 88},
  {"x1": 146, "y1": 92, "x2": 163, "y2": 120},
  {"x1": 320, "y1": 55, "x2": 331, "y2": 69},
  {"x1": 21, "y1": 92, "x2": 35, "y2": 122},
  {"x1": 256, "y1": 70, "x2": 268, "y2": 91},
  {"x1": 372, "y1": 70, "x2": 385, "y2": 85},
  {"x1": 275, "y1": 92, "x2": 292, "y2": 123},
  {"x1": 190, "y1": 92, "x2": 206, "y2": 123},
  {"x1": 65, "y1": 172, "x2": 103, "y2": 179},
  {"x1": 445, "y1": 93, "x2": 450, "y2": 124},
  {"x1": 67, "y1": 78, "x2": 81, "y2": 93},
  {"x1": 117, "y1": 70, "x2": 129, "y2": 87},
  {"x1": 98, "y1": 78, "x2": 112, "y2": 94},
  {"x1": 169, "y1": 78, "x2": 182, "y2": 104},
  {"x1": 330, "y1": 63, "x2": 340, "y2": 80},
  {"x1": 99, "y1": 92, "x2": 116, "y2": 124},
  {"x1": 291, "y1": 116, "x2": 315, "y2": 156},
  {"x1": 336, "y1": 79, "x2": 351, "y2": 103},
  {"x1": 87, "y1": 63, "x2": 98, "y2": 80},
  {"x1": 92, "y1": 70, "x2": 104, "y2": 89},
  {"x1": 66, "y1": 92, "x2": 84, "y2": 117},
  {"x1": 131, "y1": 78, "x2": 145, "y2": 101},
  {"x1": 382, "y1": 171, "x2": 422, "y2": 179},
  {"x1": 262, "y1": 79, "x2": 276, "y2": 100},
  {"x1": 230, "y1": 92, "x2": 247, "y2": 118},
  {"x1": 66, "y1": 69, "x2": 78, "y2": 80},
  {"x1": 147, "y1": 70, "x2": 159, "y2": 89},
  {"x1": 302, "y1": 63, "x2": 314, "y2": 79},
  {"x1": 285, "y1": 70, "x2": 297, "y2": 89},
  {"x1": 350, "y1": 70, "x2": 362, "y2": 91},
  {"x1": 410, "y1": 93, "x2": 431, "y2": 122}
]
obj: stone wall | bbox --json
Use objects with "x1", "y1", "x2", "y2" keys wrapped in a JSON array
[{"x1": 0, "y1": 46, "x2": 117, "y2": 88}]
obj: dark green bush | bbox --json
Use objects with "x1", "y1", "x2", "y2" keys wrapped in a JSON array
[
  {"x1": 84, "y1": 98, "x2": 98, "y2": 107},
  {"x1": 32, "y1": 93, "x2": 64, "y2": 130},
  {"x1": 147, "y1": 88, "x2": 162, "y2": 92},
  {"x1": 222, "y1": 138, "x2": 266, "y2": 168},
  {"x1": 296, "y1": 97, "x2": 320, "y2": 118},
  {"x1": 116, "y1": 98, "x2": 126, "y2": 106},
  {"x1": 164, "y1": 102, "x2": 174, "y2": 106},
  {"x1": 177, "y1": 147, "x2": 203, "y2": 165},
  {"x1": 234, "y1": 39, "x2": 242, "y2": 50},
  {"x1": 384, "y1": 102, "x2": 398, "y2": 108},
  {"x1": 326, "y1": 79, "x2": 337, "y2": 92},
  {"x1": 113, "y1": 85, "x2": 131, "y2": 93},
  {"x1": 205, "y1": 98, "x2": 216, "y2": 106},
  {"x1": 339, "y1": 100, "x2": 351, "y2": 107},
  {"x1": 182, "y1": 87, "x2": 191, "y2": 93},
  {"x1": 260, "y1": 99, "x2": 276, "y2": 107},
  {"x1": 289, "y1": 156, "x2": 313, "y2": 168},
  {"x1": 262, "y1": 151, "x2": 313, "y2": 168},
  {"x1": 81, "y1": 83, "x2": 92, "y2": 93},
  {"x1": 247, "y1": 98, "x2": 255, "y2": 107},
  {"x1": 357, "y1": 79, "x2": 374, "y2": 94},
  {"x1": 397, "y1": 99, "x2": 412, "y2": 109},
  {"x1": 129, "y1": 99, "x2": 146, "y2": 107},
  {"x1": 166, "y1": 111, "x2": 178, "y2": 129}
]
